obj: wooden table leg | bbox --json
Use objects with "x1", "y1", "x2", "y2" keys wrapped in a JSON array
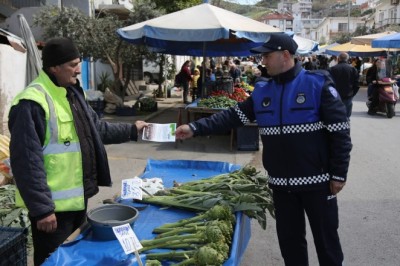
[{"x1": 175, "y1": 105, "x2": 186, "y2": 148}]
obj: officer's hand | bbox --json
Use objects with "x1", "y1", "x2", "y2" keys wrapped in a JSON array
[
  {"x1": 37, "y1": 214, "x2": 57, "y2": 233},
  {"x1": 330, "y1": 180, "x2": 346, "y2": 195},
  {"x1": 135, "y1": 120, "x2": 149, "y2": 132},
  {"x1": 176, "y1": 124, "x2": 194, "y2": 140}
]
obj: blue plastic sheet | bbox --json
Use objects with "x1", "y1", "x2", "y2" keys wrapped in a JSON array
[{"x1": 43, "y1": 159, "x2": 251, "y2": 266}]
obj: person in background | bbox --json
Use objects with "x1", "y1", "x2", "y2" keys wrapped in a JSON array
[
  {"x1": 303, "y1": 56, "x2": 318, "y2": 70},
  {"x1": 329, "y1": 52, "x2": 360, "y2": 118},
  {"x1": 214, "y1": 65, "x2": 223, "y2": 79},
  {"x1": 209, "y1": 57, "x2": 216, "y2": 73},
  {"x1": 179, "y1": 60, "x2": 192, "y2": 104},
  {"x1": 191, "y1": 68, "x2": 200, "y2": 102},
  {"x1": 8, "y1": 37, "x2": 148, "y2": 266},
  {"x1": 318, "y1": 55, "x2": 329, "y2": 70},
  {"x1": 207, "y1": 68, "x2": 216, "y2": 82},
  {"x1": 329, "y1": 55, "x2": 338, "y2": 68},
  {"x1": 257, "y1": 64, "x2": 269, "y2": 78},
  {"x1": 365, "y1": 59, "x2": 381, "y2": 114},
  {"x1": 360, "y1": 58, "x2": 373, "y2": 85},
  {"x1": 175, "y1": 33, "x2": 351, "y2": 266},
  {"x1": 229, "y1": 60, "x2": 242, "y2": 84}
]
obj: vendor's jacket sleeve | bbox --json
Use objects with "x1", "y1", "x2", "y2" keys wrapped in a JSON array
[
  {"x1": 88, "y1": 106, "x2": 139, "y2": 144},
  {"x1": 8, "y1": 100, "x2": 54, "y2": 218},
  {"x1": 188, "y1": 98, "x2": 255, "y2": 136}
]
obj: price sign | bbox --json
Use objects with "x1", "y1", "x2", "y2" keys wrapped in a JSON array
[
  {"x1": 112, "y1": 223, "x2": 143, "y2": 255},
  {"x1": 121, "y1": 177, "x2": 143, "y2": 200}
]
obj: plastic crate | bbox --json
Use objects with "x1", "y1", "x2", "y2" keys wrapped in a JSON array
[
  {"x1": 0, "y1": 227, "x2": 28, "y2": 266},
  {"x1": 140, "y1": 102, "x2": 158, "y2": 112},
  {"x1": 236, "y1": 124, "x2": 259, "y2": 151},
  {"x1": 88, "y1": 100, "x2": 105, "y2": 118},
  {"x1": 115, "y1": 106, "x2": 136, "y2": 116}
]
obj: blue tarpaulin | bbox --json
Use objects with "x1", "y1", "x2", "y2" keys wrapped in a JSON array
[{"x1": 43, "y1": 159, "x2": 251, "y2": 266}]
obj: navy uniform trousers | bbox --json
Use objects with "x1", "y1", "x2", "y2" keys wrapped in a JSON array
[{"x1": 273, "y1": 187, "x2": 344, "y2": 266}]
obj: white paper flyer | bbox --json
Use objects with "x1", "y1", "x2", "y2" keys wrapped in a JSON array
[{"x1": 142, "y1": 123, "x2": 176, "y2": 142}]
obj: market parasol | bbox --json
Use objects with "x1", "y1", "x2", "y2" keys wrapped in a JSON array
[
  {"x1": 293, "y1": 35, "x2": 319, "y2": 55},
  {"x1": 116, "y1": 3, "x2": 282, "y2": 57},
  {"x1": 371, "y1": 32, "x2": 400, "y2": 48},
  {"x1": 351, "y1": 31, "x2": 397, "y2": 45},
  {"x1": 316, "y1": 42, "x2": 339, "y2": 55},
  {"x1": 324, "y1": 42, "x2": 387, "y2": 57},
  {"x1": 18, "y1": 13, "x2": 42, "y2": 85}
]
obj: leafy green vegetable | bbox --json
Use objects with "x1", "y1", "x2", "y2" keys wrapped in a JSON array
[{"x1": 140, "y1": 165, "x2": 274, "y2": 230}]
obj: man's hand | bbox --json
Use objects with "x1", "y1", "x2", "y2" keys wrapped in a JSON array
[
  {"x1": 37, "y1": 214, "x2": 57, "y2": 233},
  {"x1": 175, "y1": 124, "x2": 194, "y2": 140},
  {"x1": 134, "y1": 120, "x2": 149, "y2": 132},
  {"x1": 330, "y1": 180, "x2": 346, "y2": 195}
]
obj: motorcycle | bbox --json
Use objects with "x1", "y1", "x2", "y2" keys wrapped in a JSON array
[{"x1": 367, "y1": 79, "x2": 399, "y2": 118}]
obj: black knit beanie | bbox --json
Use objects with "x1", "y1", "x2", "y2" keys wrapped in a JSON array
[{"x1": 42, "y1": 37, "x2": 80, "y2": 69}]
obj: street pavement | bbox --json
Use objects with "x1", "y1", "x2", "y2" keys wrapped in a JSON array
[{"x1": 89, "y1": 86, "x2": 400, "y2": 266}]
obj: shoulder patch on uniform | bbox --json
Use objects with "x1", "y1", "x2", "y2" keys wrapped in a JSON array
[{"x1": 328, "y1": 86, "x2": 338, "y2": 98}]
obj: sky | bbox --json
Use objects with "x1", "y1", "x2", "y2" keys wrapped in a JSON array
[{"x1": 226, "y1": 0, "x2": 261, "y2": 5}]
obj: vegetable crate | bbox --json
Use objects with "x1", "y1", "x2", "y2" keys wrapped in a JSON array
[
  {"x1": 115, "y1": 106, "x2": 136, "y2": 116},
  {"x1": 236, "y1": 124, "x2": 259, "y2": 151},
  {"x1": 140, "y1": 102, "x2": 158, "y2": 112},
  {"x1": 0, "y1": 227, "x2": 28, "y2": 266}
]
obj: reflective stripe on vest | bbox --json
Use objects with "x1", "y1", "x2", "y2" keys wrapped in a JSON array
[
  {"x1": 30, "y1": 84, "x2": 80, "y2": 155},
  {"x1": 51, "y1": 187, "x2": 84, "y2": 200}
]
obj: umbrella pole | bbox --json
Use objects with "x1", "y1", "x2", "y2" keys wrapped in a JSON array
[{"x1": 201, "y1": 42, "x2": 206, "y2": 98}]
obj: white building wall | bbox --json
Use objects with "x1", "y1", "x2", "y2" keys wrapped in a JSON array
[
  {"x1": 0, "y1": 45, "x2": 27, "y2": 135},
  {"x1": 315, "y1": 17, "x2": 364, "y2": 43}
]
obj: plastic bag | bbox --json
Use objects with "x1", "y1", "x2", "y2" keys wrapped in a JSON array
[{"x1": 393, "y1": 83, "x2": 399, "y2": 99}]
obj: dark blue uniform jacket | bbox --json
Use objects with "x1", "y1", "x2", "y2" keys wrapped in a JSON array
[{"x1": 189, "y1": 62, "x2": 352, "y2": 192}]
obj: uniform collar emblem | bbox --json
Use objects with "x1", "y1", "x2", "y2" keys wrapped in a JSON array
[
  {"x1": 262, "y1": 97, "x2": 271, "y2": 107},
  {"x1": 296, "y1": 93, "x2": 306, "y2": 104}
]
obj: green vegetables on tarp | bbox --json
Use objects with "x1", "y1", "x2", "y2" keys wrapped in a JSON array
[{"x1": 139, "y1": 165, "x2": 274, "y2": 230}]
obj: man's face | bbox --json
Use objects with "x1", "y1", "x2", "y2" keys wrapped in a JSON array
[
  {"x1": 261, "y1": 51, "x2": 285, "y2": 76},
  {"x1": 51, "y1": 58, "x2": 81, "y2": 87}
]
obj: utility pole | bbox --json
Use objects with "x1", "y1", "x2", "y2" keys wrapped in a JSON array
[{"x1": 348, "y1": 0, "x2": 351, "y2": 33}]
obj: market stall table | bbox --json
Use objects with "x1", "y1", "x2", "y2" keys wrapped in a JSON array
[
  {"x1": 176, "y1": 102, "x2": 259, "y2": 151},
  {"x1": 43, "y1": 159, "x2": 252, "y2": 266},
  {"x1": 176, "y1": 102, "x2": 236, "y2": 150}
]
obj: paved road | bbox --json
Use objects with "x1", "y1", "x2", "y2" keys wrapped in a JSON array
[{"x1": 90, "y1": 86, "x2": 400, "y2": 266}]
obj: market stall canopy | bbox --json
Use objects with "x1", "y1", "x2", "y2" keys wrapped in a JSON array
[
  {"x1": 325, "y1": 42, "x2": 387, "y2": 57},
  {"x1": 316, "y1": 42, "x2": 339, "y2": 54},
  {"x1": 351, "y1": 31, "x2": 397, "y2": 45},
  {"x1": 371, "y1": 32, "x2": 400, "y2": 48},
  {"x1": 117, "y1": 3, "x2": 282, "y2": 56},
  {"x1": 293, "y1": 35, "x2": 319, "y2": 55}
]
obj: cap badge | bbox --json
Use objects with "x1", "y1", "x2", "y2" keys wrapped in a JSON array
[
  {"x1": 296, "y1": 93, "x2": 306, "y2": 104},
  {"x1": 277, "y1": 46, "x2": 282, "y2": 50}
]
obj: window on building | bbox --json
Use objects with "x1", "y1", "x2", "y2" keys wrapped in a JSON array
[
  {"x1": 338, "y1": 23, "x2": 348, "y2": 32},
  {"x1": 390, "y1": 8, "x2": 397, "y2": 24},
  {"x1": 379, "y1": 12, "x2": 384, "y2": 23}
]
